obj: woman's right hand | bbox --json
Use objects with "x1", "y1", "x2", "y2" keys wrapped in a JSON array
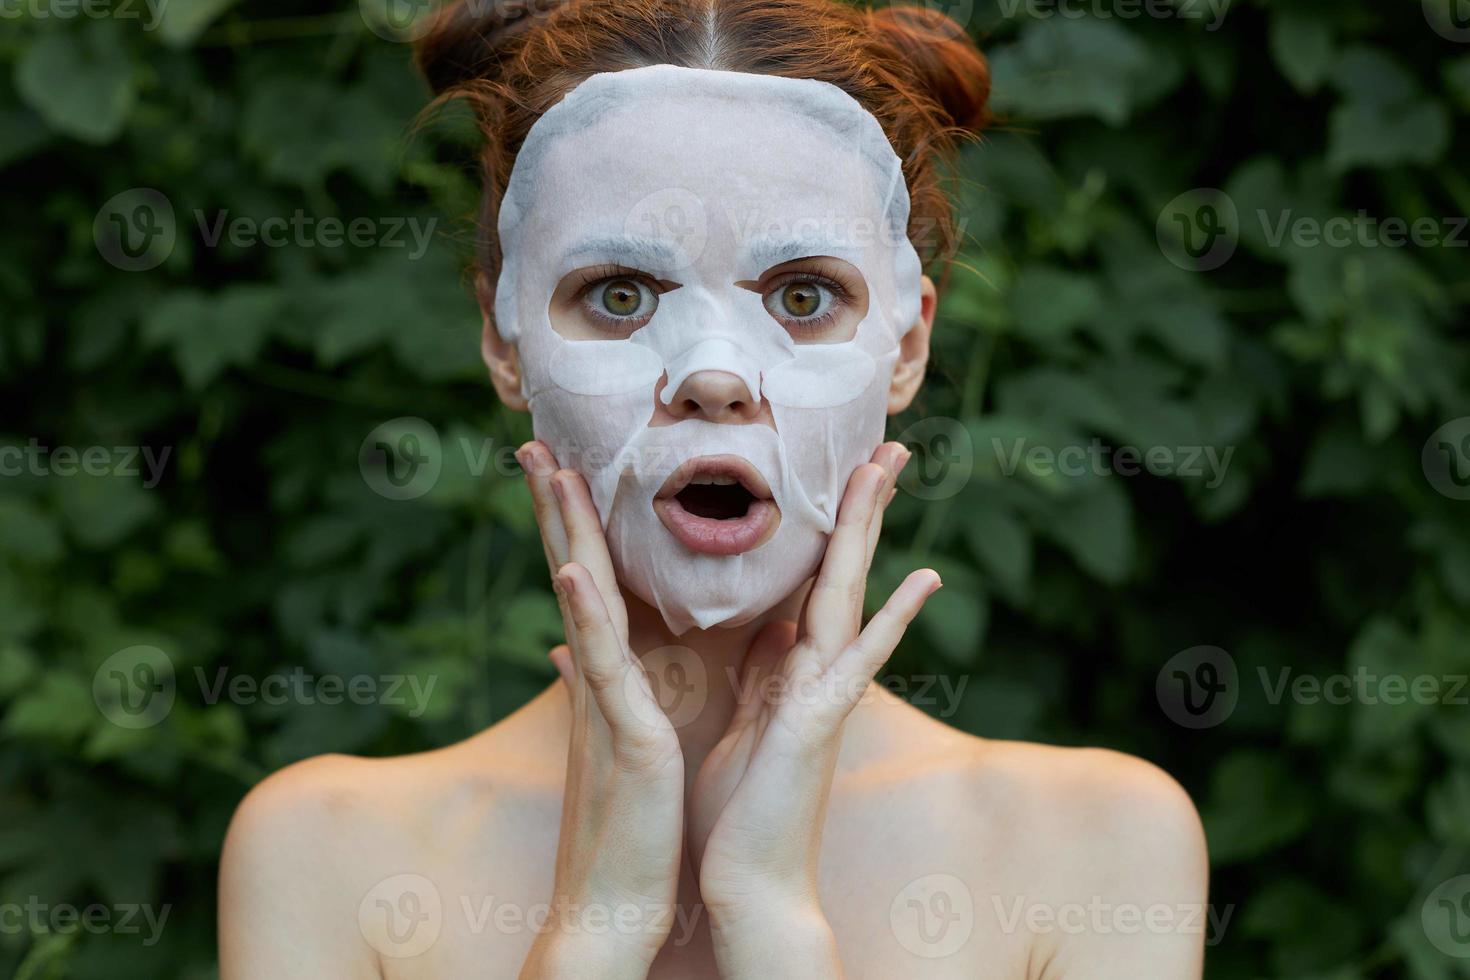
[{"x1": 515, "y1": 440, "x2": 684, "y2": 980}]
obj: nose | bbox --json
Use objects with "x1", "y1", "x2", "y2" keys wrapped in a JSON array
[{"x1": 662, "y1": 370, "x2": 762, "y2": 423}]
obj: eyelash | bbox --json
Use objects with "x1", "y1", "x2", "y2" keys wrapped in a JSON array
[
  {"x1": 573, "y1": 263, "x2": 855, "y2": 336},
  {"x1": 764, "y1": 271, "x2": 850, "y2": 337}
]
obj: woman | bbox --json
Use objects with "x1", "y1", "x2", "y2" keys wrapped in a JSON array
[{"x1": 219, "y1": 1, "x2": 1208, "y2": 976}]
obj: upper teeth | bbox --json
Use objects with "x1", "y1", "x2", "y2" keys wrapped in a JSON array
[{"x1": 690, "y1": 475, "x2": 738, "y2": 486}]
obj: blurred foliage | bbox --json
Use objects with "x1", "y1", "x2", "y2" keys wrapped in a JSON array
[{"x1": 1, "y1": 0, "x2": 1469, "y2": 976}]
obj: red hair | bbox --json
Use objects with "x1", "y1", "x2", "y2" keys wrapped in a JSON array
[{"x1": 415, "y1": 0, "x2": 989, "y2": 300}]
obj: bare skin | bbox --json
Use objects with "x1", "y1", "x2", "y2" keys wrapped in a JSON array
[{"x1": 219, "y1": 275, "x2": 1209, "y2": 978}]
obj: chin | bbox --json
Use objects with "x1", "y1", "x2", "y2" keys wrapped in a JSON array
[{"x1": 606, "y1": 500, "x2": 826, "y2": 635}]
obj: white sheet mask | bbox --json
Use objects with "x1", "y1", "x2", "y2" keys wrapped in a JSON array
[{"x1": 496, "y1": 64, "x2": 923, "y2": 634}]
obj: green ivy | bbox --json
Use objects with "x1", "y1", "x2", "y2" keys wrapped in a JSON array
[{"x1": 2, "y1": 0, "x2": 1468, "y2": 976}]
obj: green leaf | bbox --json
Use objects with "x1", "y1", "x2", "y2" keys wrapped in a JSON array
[
  {"x1": 1202, "y1": 751, "x2": 1313, "y2": 863},
  {"x1": 155, "y1": 0, "x2": 241, "y2": 47},
  {"x1": 1445, "y1": 57, "x2": 1470, "y2": 111},
  {"x1": 14, "y1": 24, "x2": 137, "y2": 144},
  {"x1": 5, "y1": 673, "x2": 94, "y2": 741},
  {"x1": 1009, "y1": 266, "x2": 1102, "y2": 341},
  {"x1": 1270, "y1": 8, "x2": 1335, "y2": 94},
  {"x1": 1040, "y1": 478, "x2": 1133, "y2": 585},
  {"x1": 142, "y1": 285, "x2": 281, "y2": 387},
  {"x1": 962, "y1": 497, "x2": 1032, "y2": 602},
  {"x1": 988, "y1": 18, "x2": 1179, "y2": 125}
]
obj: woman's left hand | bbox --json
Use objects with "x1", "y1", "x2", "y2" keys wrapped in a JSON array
[{"x1": 688, "y1": 441, "x2": 942, "y2": 977}]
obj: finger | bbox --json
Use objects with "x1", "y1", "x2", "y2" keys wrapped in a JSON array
[
  {"x1": 805, "y1": 462, "x2": 888, "y2": 653},
  {"x1": 518, "y1": 441, "x2": 570, "y2": 572},
  {"x1": 548, "y1": 644, "x2": 574, "y2": 690},
  {"x1": 828, "y1": 569, "x2": 941, "y2": 714},
  {"x1": 864, "y1": 444, "x2": 911, "y2": 567},
  {"x1": 551, "y1": 468, "x2": 626, "y2": 629},
  {"x1": 556, "y1": 562, "x2": 654, "y2": 737},
  {"x1": 730, "y1": 619, "x2": 797, "y2": 730}
]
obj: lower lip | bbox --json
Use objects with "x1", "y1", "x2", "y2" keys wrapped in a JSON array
[{"x1": 654, "y1": 496, "x2": 780, "y2": 555}]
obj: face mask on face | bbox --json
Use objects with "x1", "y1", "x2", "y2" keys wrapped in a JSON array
[{"x1": 495, "y1": 64, "x2": 923, "y2": 635}]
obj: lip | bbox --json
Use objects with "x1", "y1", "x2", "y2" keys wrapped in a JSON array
[{"x1": 653, "y1": 455, "x2": 780, "y2": 556}]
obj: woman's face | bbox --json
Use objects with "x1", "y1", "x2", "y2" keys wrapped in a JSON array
[{"x1": 492, "y1": 66, "x2": 925, "y2": 634}]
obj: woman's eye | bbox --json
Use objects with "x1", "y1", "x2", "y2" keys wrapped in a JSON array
[
  {"x1": 764, "y1": 279, "x2": 834, "y2": 321},
  {"x1": 592, "y1": 278, "x2": 658, "y2": 320}
]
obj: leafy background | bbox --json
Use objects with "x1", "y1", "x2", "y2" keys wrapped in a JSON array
[{"x1": 2, "y1": 0, "x2": 1469, "y2": 976}]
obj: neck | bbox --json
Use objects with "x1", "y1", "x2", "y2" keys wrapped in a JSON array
[{"x1": 620, "y1": 582, "x2": 811, "y2": 771}]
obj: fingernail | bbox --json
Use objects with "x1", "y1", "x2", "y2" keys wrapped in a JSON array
[
  {"x1": 555, "y1": 569, "x2": 576, "y2": 597},
  {"x1": 551, "y1": 472, "x2": 567, "y2": 504}
]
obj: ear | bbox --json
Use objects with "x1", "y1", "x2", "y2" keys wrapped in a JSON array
[
  {"x1": 887, "y1": 274, "x2": 936, "y2": 414},
  {"x1": 476, "y1": 273, "x2": 528, "y2": 412}
]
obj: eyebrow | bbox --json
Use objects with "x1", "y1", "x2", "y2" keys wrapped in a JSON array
[
  {"x1": 562, "y1": 235, "x2": 683, "y2": 270},
  {"x1": 739, "y1": 233, "x2": 857, "y2": 269}
]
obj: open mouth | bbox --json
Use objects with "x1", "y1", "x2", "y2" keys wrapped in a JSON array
[{"x1": 653, "y1": 455, "x2": 780, "y2": 556}]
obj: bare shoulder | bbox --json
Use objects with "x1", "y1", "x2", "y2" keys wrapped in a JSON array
[
  {"x1": 868, "y1": 699, "x2": 1209, "y2": 977},
  {"x1": 218, "y1": 697, "x2": 563, "y2": 977}
]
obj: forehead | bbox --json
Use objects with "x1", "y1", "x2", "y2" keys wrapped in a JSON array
[{"x1": 511, "y1": 90, "x2": 892, "y2": 268}]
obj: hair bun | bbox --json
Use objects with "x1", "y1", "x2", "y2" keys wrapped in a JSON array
[
  {"x1": 415, "y1": 0, "x2": 562, "y2": 95},
  {"x1": 869, "y1": 4, "x2": 990, "y2": 134}
]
